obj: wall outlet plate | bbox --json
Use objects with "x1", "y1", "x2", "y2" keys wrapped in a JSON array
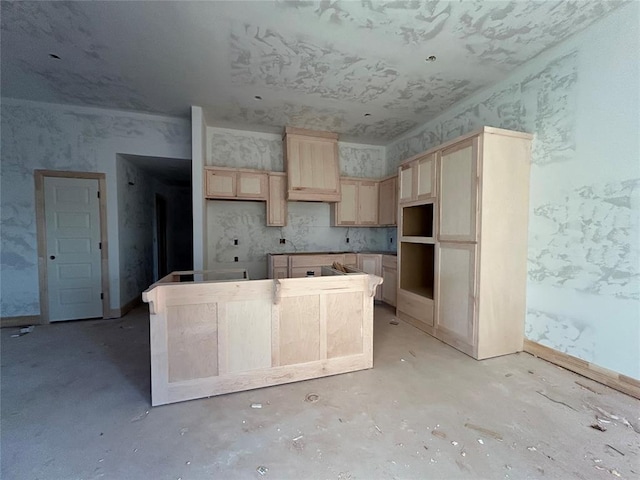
[
  {"x1": 234, "y1": 256, "x2": 238, "y2": 262},
  {"x1": 279, "y1": 238, "x2": 286, "y2": 244}
]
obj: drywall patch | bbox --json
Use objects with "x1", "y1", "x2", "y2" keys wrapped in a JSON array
[{"x1": 528, "y1": 178, "x2": 640, "y2": 300}]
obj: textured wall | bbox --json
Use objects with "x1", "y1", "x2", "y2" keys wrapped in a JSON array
[
  {"x1": 205, "y1": 127, "x2": 390, "y2": 279},
  {"x1": 386, "y1": 4, "x2": 640, "y2": 378},
  {"x1": 0, "y1": 100, "x2": 190, "y2": 316}
]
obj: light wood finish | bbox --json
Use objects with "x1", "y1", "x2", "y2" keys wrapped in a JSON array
[
  {"x1": 142, "y1": 269, "x2": 380, "y2": 406},
  {"x1": 378, "y1": 176, "x2": 397, "y2": 226},
  {"x1": 332, "y1": 178, "x2": 379, "y2": 226},
  {"x1": 343, "y1": 253, "x2": 357, "y2": 266},
  {"x1": 396, "y1": 128, "x2": 532, "y2": 360},
  {"x1": 416, "y1": 154, "x2": 436, "y2": 199},
  {"x1": 399, "y1": 154, "x2": 436, "y2": 204},
  {"x1": 358, "y1": 181, "x2": 379, "y2": 225},
  {"x1": 435, "y1": 243, "x2": 477, "y2": 350},
  {"x1": 357, "y1": 254, "x2": 382, "y2": 301},
  {"x1": 334, "y1": 180, "x2": 358, "y2": 225},
  {"x1": 397, "y1": 288, "x2": 434, "y2": 327},
  {"x1": 237, "y1": 171, "x2": 268, "y2": 199},
  {"x1": 283, "y1": 128, "x2": 340, "y2": 202},
  {"x1": 34, "y1": 170, "x2": 110, "y2": 324},
  {"x1": 205, "y1": 167, "x2": 267, "y2": 200},
  {"x1": 381, "y1": 255, "x2": 397, "y2": 307},
  {"x1": 524, "y1": 340, "x2": 640, "y2": 400},
  {"x1": 438, "y1": 139, "x2": 478, "y2": 242},
  {"x1": 267, "y1": 173, "x2": 287, "y2": 226},
  {"x1": 205, "y1": 168, "x2": 236, "y2": 198}
]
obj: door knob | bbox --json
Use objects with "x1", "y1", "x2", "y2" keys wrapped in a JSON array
[{"x1": 49, "y1": 255, "x2": 56, "y2": 260}]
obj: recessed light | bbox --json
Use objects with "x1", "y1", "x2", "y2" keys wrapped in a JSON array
[
  {"x1": 49, "y1": 53, "x2": 61, "y2": 59},
  {"x1": 425, "y1": 55, "x2": 437, "y2": 62},
  {"x1": 254, "y1": 95, "x2": 262, "y2": 100},
  {"x1": 364, "y1": 113, "x2": 371, "y2": 117}
]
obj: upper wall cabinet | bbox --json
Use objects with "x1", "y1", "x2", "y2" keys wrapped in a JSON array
[
  {"x1": 267, "y1": 173, "x2": 287, "y2": 227},
  {"x1": 399, "y1": 153, "x2": 436, "y2": 204},
  {"x1": 283, "y1": 127, "x2": 341, "y2": 202},
  {"x1": 331, "y1": 178, "x2": 378, "y2": 226},
  {"x1": 205, "y1": 167, "x2": 267, "y2": 200},
  {"x1": 378, "y1": 176, "x2": 397, "y2": 226}
]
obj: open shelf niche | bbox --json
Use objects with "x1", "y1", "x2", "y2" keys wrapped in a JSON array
[
  {"x1": 401, "y1": 202, "x2": 434, "y2": 238},
  {"x1": 400, "y1": 242, "x2": 434, "y2": 299}
]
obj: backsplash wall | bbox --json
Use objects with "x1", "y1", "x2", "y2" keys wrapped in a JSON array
[
  {"x1": 386, "y1": 3, "x2": 639, "y2": 379},
  {"x1": 205, "y1": 127, "x2": 390, "y2": 279}
]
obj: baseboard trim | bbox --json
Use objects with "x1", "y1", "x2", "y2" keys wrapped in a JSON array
[
  {"x1": 523, "y1": 339, "x2": 640, "y2": 400},
  {"x1": 1, "y1": 315, "x2": 41, "y2": 328},
  {"x1": 109, "y1": 296, "x2": 143, "y2": 318}
]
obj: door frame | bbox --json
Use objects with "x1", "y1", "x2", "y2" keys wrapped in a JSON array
[{"x1": 35, "y1": 170, "x2": 110, "y2": 324}]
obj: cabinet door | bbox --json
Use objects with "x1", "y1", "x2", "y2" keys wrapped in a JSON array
[
  {"x1": 438, "y1": 139, "x2": 478, "y2": 242},
  {"x1": 435, "y1": 243, "x2": 476, "y2": 353},
  {"x1": 205, "y1": 169, "x2": 236, "y2": 198},
  {"x1": 357, "y1": 254, "x2": 382, "y2": 300},
  {"x1": 285, "y1": 134, "x2": 340, "y2": 201},
  {"x1": 378, "y1": 177, "x2": 397, "y2": 226},
  {"x1": 358, "y1": 181, "x2": 379, "y2": 225},
  {"x1": 398, "y1": 163, "x2": 414, "y2": 203},
  {"x1": 334, "y1": 180, "x2": 357, "y2": 225},
  {"x1": 416, "y1": 154, "x2": 436, "y2": 199},
  {"x1": 267, "y1": 174, "x2": 287, "y2": 226},
  {"x1": 382, "y1": 266, "x2": 397, "y2": 307},
  {"x1": 237, "y1": 172, "x2": 267, "y2": 200}
]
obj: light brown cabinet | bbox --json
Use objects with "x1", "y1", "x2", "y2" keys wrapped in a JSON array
[
  {"x1": 332, "y1": 178, "x2": 379, "y2": 226},
  {"x1": 399, "y1": 153, "x2": 436, "y2": 204},
  {"x1": 283, "y1": 127, "x2": 340, "y2": 202},
  {"x1": 381, "y1": 255, "x2": 397, "y2": 307},
  {"x1": 378, "y1": 176, "x2": 397, "y2": 226},
  {"x1": 205, "y1": 167, "x2": 267, "y2": 200},
  {"x1": 397, "y1": 127, "x2": 532, "y2": 360},
  {"x1": 357, "y1": 254, "x2": 382, "y2": 301},
  {"x1": 267, "y1": 173, "x2": 287, "y2": 227}
]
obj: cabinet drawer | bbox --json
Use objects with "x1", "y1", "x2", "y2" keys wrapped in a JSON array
[
  {"x1": 382, "y1": 255, "x2": 397, "y2": 269},
  {"x1": 290, "y1": 267, "x2": 323, "y2": 278},
  {"x1": 290, "y1": 255, "x2": 342, "y2": 268},
  {"x1": 397, "y1": 289, "x2": 434, "y2": 326}
]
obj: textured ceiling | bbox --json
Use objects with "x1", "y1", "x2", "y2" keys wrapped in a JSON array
[{"x1": 0, "y1": 1, "x2": 624, "y2": 144}]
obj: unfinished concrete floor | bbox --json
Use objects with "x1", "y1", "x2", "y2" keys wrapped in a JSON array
[{"x1": 2, "y1": 305, "x2": 639, "y2": 480}]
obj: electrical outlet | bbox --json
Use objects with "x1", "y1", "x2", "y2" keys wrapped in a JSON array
[
  {"x1": 346, "y1": 237, "x2": 350, "y2": 243},
  {"x1": 234, "y1": 256, "x2": 238, "y2": 262},
  {"x1": 389, "y1": 237, "x2": 393, "y2": 244},
  {"x1": 234, "y1": 239, "x2": 238, "y2": 245},
  {"x1": 279, "y1": 238, "x2": 286, "y2": 244}
]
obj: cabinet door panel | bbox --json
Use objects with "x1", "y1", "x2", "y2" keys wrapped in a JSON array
[
  {"x1": 237, "y1": 172, "x2": 267, "y2": 199},
  {"x1": 267, "y1": 174, "x2": 287, "y2": 226},
  {"x1": 382, "y1": 266, "x2": 397, "y2": 307},
  {"x1": 436, "y1": 243, "x2": 476, "y2": 348},
  {"x1": 358, "y1": 181, "x2": 379, "y2": 225},
  {"x1": 378, "y1": 177, "x2": 397, "y2": 226},
  {"x1": 357, "y1": 254, "x2": 382, "y2": 300},
  {"x1": 399, "y1": 163, "x2": 414, "y2": 203},
  {"x1": 416, "y1": 154, "x2": 435, "y2": 199},
  {"x1": 439, "y1": 139, "x2": 477, "y2": 242},
  {"x1": 335, "y1": 181, "x2": 357, "y2": 225},
  {"x1": 205, "y1": 170, "x2": 236, "y2": 198}
]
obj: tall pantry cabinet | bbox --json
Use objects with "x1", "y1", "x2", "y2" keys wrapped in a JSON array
[{"x1": 397, "y1": 127, "x2": 532, "y2": 360}]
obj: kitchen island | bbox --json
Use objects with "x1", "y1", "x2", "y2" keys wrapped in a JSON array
[{"x1": 142, "y1": 268, "x2": 382, "y2": 406}]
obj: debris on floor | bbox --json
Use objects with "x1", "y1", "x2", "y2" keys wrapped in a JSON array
[
  {"x1": 594, "y1": 406, "x2": 640, "y2": 433},
  {"x1": 256, "y1": 466, "x2": 268, "y2": 476},
  {"x1": 304, "y1": 393, "x2": 319, "y2": 403},
  {"x1": 576, "y1": 381, "x2": 600, "y2": 394},
  {"x1": 606, "y1": 444, "x2": 625, "y2": 456},
  {"x1": 431, "y1": 430, "x2": 447, "y2": 439},
  {"x1": 464, "y1": 423, "x2": 503, "y2": 440},
  {"x1": 389, "y1": 319, "x2": 399, "y2": 325},
  {"x1": 251, "y1": 403, "x2": 263, "y2": 409},
  {"x1": 292, "y1": 435, "x2": 303, "y2": 441},
  {"x1": 130, "y1": 410, "x2": 149, "y2": 422},
  {"x1": 590, "y1": 423, "x2": 606, "y2": 432},
  {"x1": 536, "y1": 390, "x2": 577, "y2": 411},
  {"x1": 374, "y1": 425, "x2": 383, "y2": 434},
  {"x1": 11, "y1": 326, "x2": 34, "y2": 338}
]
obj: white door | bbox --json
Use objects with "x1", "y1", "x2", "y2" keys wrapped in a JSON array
[{"x1": 45, "y1": 177, "x2": 103, "y2": 321}]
